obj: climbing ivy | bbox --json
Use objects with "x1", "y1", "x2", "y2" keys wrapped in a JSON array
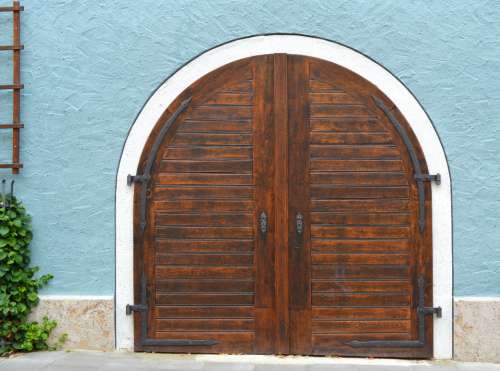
[{"x1": 0, "y1": 196, "x2": 57, "y2": 356}]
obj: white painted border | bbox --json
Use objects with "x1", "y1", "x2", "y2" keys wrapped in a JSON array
[{"x1": 115, "y1": 34, "x2": 453, "y2": 358}]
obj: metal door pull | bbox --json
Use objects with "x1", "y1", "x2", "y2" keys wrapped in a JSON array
[
  {"x1": 259, "y1": 211, "x2": 268, "y2": 235},
  {"x1": 296, "y1": 212, "x2": 304, "y2": 236}
]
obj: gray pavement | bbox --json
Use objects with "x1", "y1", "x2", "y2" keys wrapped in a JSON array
[{"x1": 0, "y1": 351, "x2": 499, "y2": 371}]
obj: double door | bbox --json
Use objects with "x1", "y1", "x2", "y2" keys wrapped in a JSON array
[{"x1": 133, "y1": 54, "x2": 433, "y2": 358}]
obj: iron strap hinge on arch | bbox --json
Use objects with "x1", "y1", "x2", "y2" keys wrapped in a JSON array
[
  {"x1": 347, "y1": 276, "x2": 442, "y2": 348},
  {"x1": 372, "y1": 96, "x2": 440, "y2": 232},
  {"x1": 415, "y1": 173, "x2": 441, "y2": 185},
  {"x1": 125, "y1": 304, "x2": 147, "y2": 315},
  {"x1": 127, "y1": 97, "x2": 191, "y2": 232}
]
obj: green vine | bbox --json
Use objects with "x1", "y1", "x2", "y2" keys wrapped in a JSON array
[{"x1": 0, "y1": 195, "x2": 57, "y2": 356}]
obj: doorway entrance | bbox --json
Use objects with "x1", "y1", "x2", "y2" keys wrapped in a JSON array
[{"x1": 128, "y1": 53, "x2": 439, "y2": 358}]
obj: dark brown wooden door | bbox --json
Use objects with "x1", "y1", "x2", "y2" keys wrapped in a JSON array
[
  {"x1": 286, "y1": 56, "x2": 433, "y2": 358},
  {"x1": 132, "y1": 54, "x2": 433, "y2": 358}
]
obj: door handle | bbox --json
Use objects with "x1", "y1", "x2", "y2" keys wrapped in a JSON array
[
  {"x1": 296, "y1": 212, "x2": 304, "y2": 236},
  {"x1": 259, "y1": 211, "x2": 268, "y2": 236},
  {"x1": 295, "y1": 212, "x2": 304, "y2": 249}
]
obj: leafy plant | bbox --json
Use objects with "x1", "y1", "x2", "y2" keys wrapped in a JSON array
[{"x1": 0, "y1": 195, "x2": 57, "y2": 356}]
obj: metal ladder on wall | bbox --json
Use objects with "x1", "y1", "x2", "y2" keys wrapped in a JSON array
[{"x1": 0, "y1": 1, "x2": 23, "y2": 174}]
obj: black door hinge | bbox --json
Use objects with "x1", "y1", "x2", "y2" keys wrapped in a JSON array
[
  {"x1": 418, "y1": 305, "x2": 442, "y2": 318},
  {"x1": 125, "y1": 97, "x2": 192, "y2": 232},
  {"x1": 414, "y1": 173, "x2": 441, "y2": 185},
  {"x1": 127, "y1": 174, "x2": 150, "y2": 186},
  {"x1": 126, "y1": 304, "x2": 147, "y2": 315},
  {"x1": 347, "y1": 276, "x2": 442, "y2": 348}
]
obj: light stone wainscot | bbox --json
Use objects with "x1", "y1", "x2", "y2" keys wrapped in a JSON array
[
  {"x1": 29, "y1": 296, "x2": 500, "y2": 363},
  {"x1": 453, "y1": 297, "x2": 500, "y2": 363},
  {"x1": 30, "y1": 295, "x2": 114, "y2": 351}
]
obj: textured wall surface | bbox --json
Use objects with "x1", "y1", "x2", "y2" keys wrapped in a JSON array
[
  {"x1": 1, "y1": 0, "x2": 499, "y2": 296},
  {"x1": 30, "y1": 297, "x2": 114, "y2": 350},
  {"x1": 454, "y1": 298, "x2": 500, "y2": 362}
]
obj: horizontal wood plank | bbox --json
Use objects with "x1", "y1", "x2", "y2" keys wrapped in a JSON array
[
  {"x1": 203, "y1": 93, "x2": 253, "y2": 106},
  {"x1": 309, "y1": 92, "x2": 360, "y2": 105},
  {"x1": 310, "y1": 104, "x2": 374, "y2": 118},
  {"x1": 310, "y1": 212, "x2": 410, "y2": 226},
  {"x1": 311, "y1": 253, "x2": 409, "y2": 265},
  {"x1": 310, "y1": 132, "x2": 392, "y2": 145},
  {"x1": 156, "y1": 279, "x2": 255, "y2": 293},
  {"x1": 311, "y1": 199, "x2": 410, "y2": 212},
  {"x1": 156, "y1": 266, "x2": 254, "y2": 279},
  {"x1": 153, "y1": 331, "x2": 255, "y2": 354},
  {"x1": 312, "y1": 280, "x2": 410, "y2": 294},
  {"x1": 310, "y1": 144, "x2": 399, "y2": 158},
  {"x1": 156, "y1": 239, "x2": 254, "y2": 253},
  {"x1": 310, "y1": 172, "x2": 408, "y2": 186},
  {"x1": 173, "y1": 133, "x2": 252, "y2": 146},
  {"x1": 310, "y1": 159, "x2": 402, "y2": 172},
  {"x1": 164, "y1": 146, "x2": 252, "y2": 160},
  {"x1": 157, "y1": 173, "x2": 253, "y2": 185},
  {"x1": 156, "y1": 318, "x2": 254, "y2": 331},
  {"x1": 312, "y1": 320, "x2": 411, "y2": 334},
  {"x1": 312, "y1": 333, "x2": 412, "y2": 354},
  {"x1": 157, "y1": 293, "x2": 254, "y2": 305},
  {"x1": 311, "y1": 239, "x2": 409, "y2": 253},
  {"x1": 312, "y1": 293, "x2": 411, "y2": 307},
  {"x1": 178, "y1": 120, "x2": 252, "y2": 133},
  {"x1": 155, "y1": 213, "x2": 253, "y2": 226},
  {"x1": 153, "y1": 186, "x2": 254, "y2": 200},
  {"x1": 156, "y1": 253, "x2": 253, "y2": 266},
  {"x1": 154, "y1": 306, "x2": 255, "y2": 318},
  {"x1": 312, "y1": 307, "x2": 411, "y2": 320},
  {"x1": 311, "y1": 186, "x2": 409, "y2": 199},
  {"x1": 156, "y1": 226, "x2": 254, "y2": 239},
  {"x1": 311, "y1": 226, "x2": 410, "y2": 239},
  {"x1": 221, "y1": 80, "x2": 253, "y2": 93},
  {"x1": 309, "y1": 79, "x2": 341, "y2": 92},
  {"x1": 312, "y1": 265, "x2": 409, "y2": 279},
  {"x1": 160, "y1": 160, "x2": 252, "y2": 173},
  {"x1": 310, "y1": 119, "x2": 386, "y2": 133},
  {"x1": 188, "y1": 106, "x2": 252, "y2": 121},
  {"x1": 154, "y1": 200, "x2": 254, "y2": 212}
]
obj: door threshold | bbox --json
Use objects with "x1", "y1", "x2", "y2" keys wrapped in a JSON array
[{"x1": 125, "y1": 352, "x2": 449, "y2": 367}]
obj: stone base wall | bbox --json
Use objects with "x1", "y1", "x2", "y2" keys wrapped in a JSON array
[
  {"x1": 454, "y1": 297, "x2": 500, "y2": 363},
  {"x1": 30, "y1": 296, "x2": 114, "y2": 351},
  {"x1": 30, "y1": 296, "x2": 500, "y2": 362}
]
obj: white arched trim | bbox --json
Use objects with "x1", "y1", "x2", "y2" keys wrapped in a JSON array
[{"x1": 115, "y1": 34, "x2": 453, "y2": 359}]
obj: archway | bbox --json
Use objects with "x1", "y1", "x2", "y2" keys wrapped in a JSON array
[{"x1": 115, "y1": 34, "x2": 452, "y2": 359}]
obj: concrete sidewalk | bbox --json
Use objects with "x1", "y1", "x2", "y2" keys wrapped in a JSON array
[{"x1": 0, "y1": 351, "x2": 499, "y2": 371}]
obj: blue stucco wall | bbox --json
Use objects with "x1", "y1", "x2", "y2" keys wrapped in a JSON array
[{"x1": 1, "y1": 0, "x2": 499, "y2": 296}]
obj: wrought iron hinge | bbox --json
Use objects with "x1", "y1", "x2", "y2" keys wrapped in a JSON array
[
  {"x1": 414, "y1": 173, "x2": 441, "y2": 185},
  {"x1": 127, "y1": 174, "x2": 150, "y2": 186},
  {"x1": 347, "y1": 276, "x2": 441, "y2": 348},
  {"x1": 372, "y1": 95, "x2": 442, "y2": 233},
  {"x1": 126, "y1": 97, "x2": 191, "y2": 232},
  {"x1": 418, "y1": 305, "x2": 442, "y2": 318},
  {"x1": 125, "y1": 304, "x2": 147, "y2": 315},
  {"x1": 131, "y1": 273, "x2": 219, "y2": 347}
]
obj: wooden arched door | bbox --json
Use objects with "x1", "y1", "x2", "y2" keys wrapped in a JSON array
[{"x1": 130, "y1": 54, "x2": 437, "y2": 358}]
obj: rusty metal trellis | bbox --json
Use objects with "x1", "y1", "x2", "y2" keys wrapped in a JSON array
[{"x1": 0, "y1": 1, "x2": 23, "y2": 173}]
